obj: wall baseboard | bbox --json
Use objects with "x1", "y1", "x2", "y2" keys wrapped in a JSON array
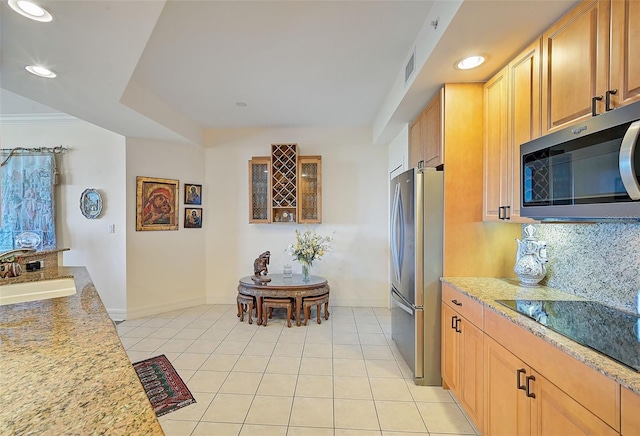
[
  {"x1": 107, "y1": 308, "x2": 127, "y2": 321},
  {"x1": 110, "y1": 296, "x2": 207, "y2": 320}
]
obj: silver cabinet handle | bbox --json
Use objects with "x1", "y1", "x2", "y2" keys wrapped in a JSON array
[{"x1": 619, "y1": 120, "x2": 640, "y2": 200}]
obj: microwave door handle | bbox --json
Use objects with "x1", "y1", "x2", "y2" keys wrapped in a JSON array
[{"x1": 619, "y1": 120, "x2": 640, "y2": 200}]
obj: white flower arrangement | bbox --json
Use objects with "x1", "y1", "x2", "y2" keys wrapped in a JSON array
[{"x1": 286, "y1": 226, "x2": 333, "y2": 268}]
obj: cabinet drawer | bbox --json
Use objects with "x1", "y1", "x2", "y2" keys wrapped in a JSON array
[
  {"x1": 442, "y1": 283, "x2": 483, "y2": 328},
  {"x1": 484, "y1": 308, "x2": 620, "y2": 431}
]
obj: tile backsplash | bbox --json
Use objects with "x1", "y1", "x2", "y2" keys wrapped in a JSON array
[{"x1": 529, "y1": 223, "x2": 640, "y2": 313}]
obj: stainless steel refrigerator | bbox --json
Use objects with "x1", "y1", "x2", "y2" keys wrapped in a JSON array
[{"x1": 390, "y1": 167, "x2": 443, "y2": 385}]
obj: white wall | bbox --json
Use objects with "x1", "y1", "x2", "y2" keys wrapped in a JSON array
[
  {"x1": 204, "y1": 127, "x2": 390, "y2": 307},
  {"x1": 388, "y1": 124, "x2": 408, "y2": 178},
  {"x1": 125, "y1": 138, "x2": 207, "y2": 318},
  {"x1": 1, "y1": 118, "x2": 128, "y2": 315},
  {"x1": 2, "y1": 121, "x2": 390, "y2": 317}
]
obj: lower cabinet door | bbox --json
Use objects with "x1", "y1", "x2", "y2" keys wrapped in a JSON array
[
  {"x1": 530, "y1": 370, "x2": 618, "y2": 436},
  {"x1": 459, "y1": 318, "x2": 484, "y2": 431},
  {"x1": 484, "y1": 336, "x2": 530, "y2": 436},
  {"x1": 441, "y1": 303, "x2": 459, "y2": 392}
]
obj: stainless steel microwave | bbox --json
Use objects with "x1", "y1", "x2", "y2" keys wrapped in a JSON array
[{"x1": 520, "y1": 100, "x2": 640, "y2": 222}]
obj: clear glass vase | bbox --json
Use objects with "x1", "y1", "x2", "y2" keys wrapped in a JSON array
[{"x1": 301, "y1": 264, "x2": 310, "y2": 282}]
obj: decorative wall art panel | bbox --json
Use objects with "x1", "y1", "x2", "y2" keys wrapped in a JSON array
[
  {"x1": 136, "y1": 176, "x2": 179, "y2": 231},
  {"x1": 0, "y1": 152, "x2": 56, "y2": 251}
]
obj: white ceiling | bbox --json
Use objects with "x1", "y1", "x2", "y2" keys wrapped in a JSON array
[{"x1": 0, "y1": 0, "x2": 579, "y2": 146}]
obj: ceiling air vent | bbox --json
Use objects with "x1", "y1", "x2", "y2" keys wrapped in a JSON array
[{"x1": 405, "y1": 49, "x2": 415, "y2": 84}]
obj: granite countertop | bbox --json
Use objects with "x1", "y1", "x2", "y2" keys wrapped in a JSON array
[
  {"x1": 0, "y1": 267, "x2": 163, "y2": 435},
  {"x1": 441, "y1": 277, "x2": 640, "y2": 396}
]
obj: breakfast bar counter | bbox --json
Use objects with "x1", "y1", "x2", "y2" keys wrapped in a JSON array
[
  {"x1": 441, "y1": 277, "x2": 640, "y2": 396},
  {"x1": 0, "y1": 266, "x2": 163, "y2": 435}
]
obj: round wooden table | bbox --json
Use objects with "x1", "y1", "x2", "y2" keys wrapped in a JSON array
[{"x1": 238, "y1": 274, "x2": 330, "y2": 326}]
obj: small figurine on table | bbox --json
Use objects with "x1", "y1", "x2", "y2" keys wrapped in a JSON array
[{"x1": 252, "y1": 251, "x2": 272, "y2": 283}]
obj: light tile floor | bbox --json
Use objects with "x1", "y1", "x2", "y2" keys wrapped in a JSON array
[{"x1": 118, "y1": 304, "x2": 480, "y2": 436}]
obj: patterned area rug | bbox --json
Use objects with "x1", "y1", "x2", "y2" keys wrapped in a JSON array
[{"x1": 133, "y1": 354, "x2": 196, "y2": 417}]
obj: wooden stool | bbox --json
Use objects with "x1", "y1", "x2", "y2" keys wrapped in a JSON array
[
  {"x1": 237, "y1": 293, "x2": 255, "y2": 324},
  {"x1": 262, "y1": 297, "x2": 294, "y2": 328},
  {"x1": 303, "y1": 293, "x2": 330, "y2": 325}
]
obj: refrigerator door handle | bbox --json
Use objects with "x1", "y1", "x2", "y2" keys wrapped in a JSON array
[
  {"x1": 390, "y1": 182, "x2": 404, "y2": 283},
  {"x1": 391, "y1": 289, "x2": 414, "y2": 315}
]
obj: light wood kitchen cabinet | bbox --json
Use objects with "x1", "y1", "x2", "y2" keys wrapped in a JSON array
[
  {"x1": 409, "y1": 114, "x2": 424, "y2": 169},
  {"x1": 423, "y1": 89, "x2": 443, "y2": 167},
  {"x1": 541, "y1": 0, "x2": 610, "y2": 133},
  {"x1": 408, "y1": 87, "x2": 444, "y2": 169},
  {"x1": 484, "y1": 307, "x2": 620, "y2": 433},
  {"x1": 541, "y1": 0, "x2": 640, "y2": 134},
  {"x1": 441, "y1": 284, "x2": 484, "y2": 430},
  {"x1": 249, "y1": 144, "x2": 322, "y2": 224},
  {"x1": 483, "y1": 67, "x2": 509, "y2": 222},
  {"x1": 484, "y1": 335, "x2": 531, "y2": 435},
  {"x1": 441, "y1": 303, "x2": 460, "y2": 392},
  {"x1": 249, "y1": 156, "x2": 271, "y2": 223},
  {"x1": 610, "y1": 0, "x2": 640, "y2": 109},
  {"x1": 484, "y1": 335, "x2": 618, "y2": 436},
  {"x1": 621, "y1": 387, "x2": 640, "y2": 435},
  {"x1": 531, "y1": 373, "x2": 618, "y2": 436},
  {"x1": 484, "y1": 40, "x2": 541, "y2": 223},
  {"x1": 297, "y1": 156, "x2": 322, "y2": 223}
]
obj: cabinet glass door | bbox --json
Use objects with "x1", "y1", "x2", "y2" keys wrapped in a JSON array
[
  {"x1": 249, "y1": 157, "x2": 271, "y2": 223},
  {"x1": 298, "y1": 156, "x2": 322, "y2": 223}
]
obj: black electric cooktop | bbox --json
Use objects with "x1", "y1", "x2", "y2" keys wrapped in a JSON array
[{"x1": 496, "y1": 299, "x2": 640, "y2": 372}]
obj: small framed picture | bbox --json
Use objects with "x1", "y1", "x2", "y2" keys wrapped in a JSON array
[
  {"x1": 184, "y1": 207, "x2": 202, "y2": 228},
  {"x1": 184, "y1": 183, "x2": 202, "y2": 205}
]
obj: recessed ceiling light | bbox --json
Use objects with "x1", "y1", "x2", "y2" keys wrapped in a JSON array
[
  {"x1": 236, "y1": 102, "x2": 247, "y2": 107},
  {"x1": 25, "y1": 65, "x2": 57, "y2": 78},
  {"x1": 456, "y1": 55, "x2": 485, "y2": 70},
  {"x1": 8, "y1": 0, "x2": 53, "y2": 22}
]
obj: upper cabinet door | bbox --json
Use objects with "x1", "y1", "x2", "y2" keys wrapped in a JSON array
[
  {"x1": 409, "y1": 114, "x2": 424, "y2": 169},
  {"x1": 249, "y1": 157, "x2": 271, "y2": 223},
  {"x1": 541, "y1": 0, "x2": 610, "y2": 134},
  {"x1": 483, "y1": 67, "x2": 509, "y2": 222},
  {"x1": 508, "y1": 40, "x2": 541, "y2": 222},
  {"x1": 609, "y1": 0, "x2": 640, "y2": 108},
  {"x1": 423, "y1": 88, "x2": 444, "y2": 168},
  {"x1": 297, "y1": 156, "x2": 322, "y2": 224},
  {"x1": 483, "y1": 39, "x2": 540, "y2": 224}
]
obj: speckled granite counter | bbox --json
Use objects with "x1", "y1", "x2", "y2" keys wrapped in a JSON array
[
  {"x1": 0, "y1": 267, "x2": 163, "y2": 435},
  {"x1": 441, "y1": 277, "x2": 640, "y2": 396}
]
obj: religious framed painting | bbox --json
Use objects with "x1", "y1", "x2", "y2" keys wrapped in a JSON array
[
  {"x1": 184, "y1": 207, "x2": 202, "y2": 228},
  {"x1": 136, "y1": 176, "x2": 179, "y2": 231},
  {"x1": 184, "y1": 183, "x2": 202, "y2": 205}
]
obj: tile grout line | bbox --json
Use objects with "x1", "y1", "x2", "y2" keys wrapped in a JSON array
[{"x1": 120, "y1": 304, "x2": 477, "y2": 435}]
